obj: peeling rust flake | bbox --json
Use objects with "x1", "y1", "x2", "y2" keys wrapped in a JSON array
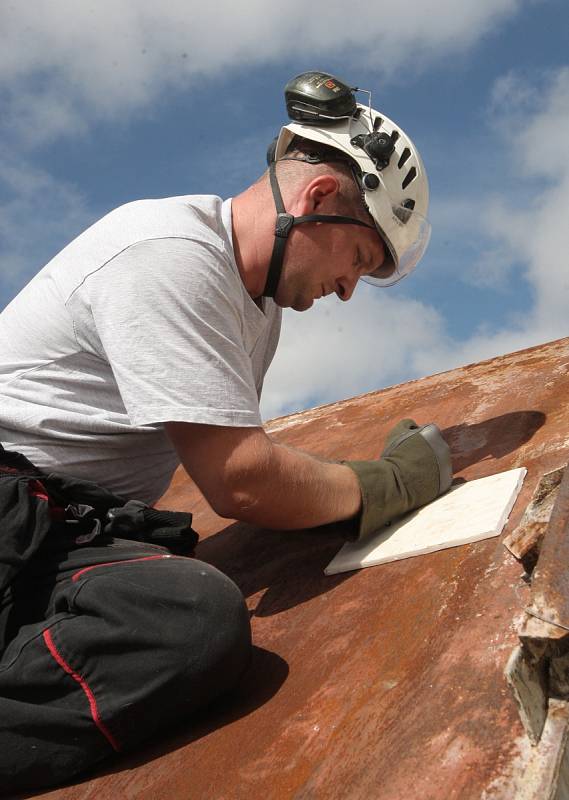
[
  {"x1": 528, "y1": 465, "x2": 569, "y2": 632},
  {"x1": 505, "y1": 466, "x2": 565, "y2": 571}
]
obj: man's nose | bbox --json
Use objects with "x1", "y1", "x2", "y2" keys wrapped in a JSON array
[{"x1": 335, "y1": 274, "x2": 358, "y2": 302}]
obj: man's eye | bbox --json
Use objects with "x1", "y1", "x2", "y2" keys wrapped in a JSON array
[{"x1": 353, "y1": 247, "x2": 362, "y2": 268}]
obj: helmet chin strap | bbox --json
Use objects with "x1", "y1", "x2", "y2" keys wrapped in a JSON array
[{"x1": 262, "y1": 161, "x2": 374, "y2": 298}]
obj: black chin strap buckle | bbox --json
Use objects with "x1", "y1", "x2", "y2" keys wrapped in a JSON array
[{"x1": 275, "y1": 212, "x2": 295, "y2": 238}]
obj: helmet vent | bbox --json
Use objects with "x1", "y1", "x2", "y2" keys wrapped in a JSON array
[
  {"x1": 398, "y1": 148, "x2": 411, "y2": 169},
  {"x1": 402, "y1": 167, "x2": 417, "y2": 190}
]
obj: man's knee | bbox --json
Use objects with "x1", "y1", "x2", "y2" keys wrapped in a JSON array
[
  {"x1": 64, "y1": 555, "x2": 252, "y2": 741},
  {"x1": 175, "y1": 558, "x2": 253, "y2": 682},
  {"x1": 134, "y1": 556, "x2": 253, "y2": 690}
]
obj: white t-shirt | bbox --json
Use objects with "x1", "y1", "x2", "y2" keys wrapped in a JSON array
[{"x1": 0, "y1": 195, "x2": 281, "y2": 504}]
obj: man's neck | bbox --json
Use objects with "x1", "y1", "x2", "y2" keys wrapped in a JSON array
[{"x1": 231, "y1": 185, "x2": 273, "y2": 299}]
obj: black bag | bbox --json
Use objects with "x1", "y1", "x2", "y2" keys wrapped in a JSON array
[{"x1": 0, "y1": 444, "x2": 198, "y2": 596}]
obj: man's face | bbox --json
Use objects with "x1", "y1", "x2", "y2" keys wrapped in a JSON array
[{"x1": 274, "y1": 222, "x2": 387, "y2": 311}]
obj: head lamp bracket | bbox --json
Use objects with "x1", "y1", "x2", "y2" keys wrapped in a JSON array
[{"x1": 350, "y1": 131, "x2": 397, "y2": 170}]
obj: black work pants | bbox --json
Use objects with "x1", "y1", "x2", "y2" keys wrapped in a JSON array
[{"x1": 0, "y1": 535, "x2": 252, "y2": 794}]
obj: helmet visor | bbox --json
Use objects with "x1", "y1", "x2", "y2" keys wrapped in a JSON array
[{"x1": 362, "y1": 208, "x2": 432, "y2": 288}]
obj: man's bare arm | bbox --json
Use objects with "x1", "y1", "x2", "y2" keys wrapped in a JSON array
[{"x1": 164, "y1": 421, "x2": 361, "y2": 529}]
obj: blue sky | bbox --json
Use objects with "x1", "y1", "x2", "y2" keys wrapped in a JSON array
[{"x1": 2, "y1": 0, "x2": 569, "y2": 420}]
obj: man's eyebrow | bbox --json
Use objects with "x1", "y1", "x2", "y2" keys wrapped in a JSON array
[{"x1": 355, "y1": 245, "x2": 375, "y2": 272}]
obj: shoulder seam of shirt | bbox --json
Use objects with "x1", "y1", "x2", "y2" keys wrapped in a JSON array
[
  {"x1": 64, "y1": 235, "x2": 230, "y2": 305},
  {"x1": 0, "y1": 352, "x2": 98, "y2": 388}
]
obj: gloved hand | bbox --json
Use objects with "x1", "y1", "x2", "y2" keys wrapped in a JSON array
[{"x1": 344, "y1": 419, "x2": 453, "y2": 540}]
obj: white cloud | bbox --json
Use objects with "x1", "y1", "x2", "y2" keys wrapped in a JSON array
[
  {"x1": 487, "y1": 69, "x2": 569, "y2": 319},
  {"x1": 491, "y1": 67, "x2": 569, "y2": 180},
  {"x1": 467, "y1": 243, "x2": 519, "y2": 290},
  {"x1": 260, "y1": 285, "x2": 445, "y2": 419},
  {"x1": 0, "y1": 159, "x2": 91, "y2": 298},
  {"x1": 0, "y1": 0, "x2": 523, "y2": 144},
  {"x1": 3, "y1": 89, "x2": 88, "y2": 148},
  {"x1": 408, "y1": 68, "x2": 569, "y2": 375}
]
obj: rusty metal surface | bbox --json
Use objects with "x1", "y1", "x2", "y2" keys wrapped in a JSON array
[
  {"x1": 504, "y1": 466, "x2": 565, "y2": 569},
  {"x1": 527, "y1": 466, "x2": 569, "y2": 632},
  {"x1": 29, "y1": 336, "x2": 569, "y2": 800},
  {"x1": 511, "y1": 699, "x2": 569, "y2": 800}
]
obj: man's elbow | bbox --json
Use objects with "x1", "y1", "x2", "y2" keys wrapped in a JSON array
[
  {"x1": 200, "y1": 446, "x2": 272, "y2": 522},
  {"x1": 171, "y1": 423, "x2": 275, "y2": 523},
  {"x1": 206, "y1": 481, "x2": 263, "y2": 522}
]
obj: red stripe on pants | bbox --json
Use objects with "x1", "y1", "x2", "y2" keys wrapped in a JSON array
[{"x1": 42, "y1": 628, "x2": 121, "y2": 752}]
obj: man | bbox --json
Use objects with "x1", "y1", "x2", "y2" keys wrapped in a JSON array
[{"x1": 0, "y1": 72, "x2": 451, "y2": 791}]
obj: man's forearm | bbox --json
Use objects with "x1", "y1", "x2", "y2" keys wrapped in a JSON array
[
  {"x1": 164, "y1": 422, "x2": 362, "y2": 531},
  {"x1": 224, "y1": 439, "x2": 362, "y2": 529},
  {"x1": 165, "y1": 419, "x2": 451, "y2": 539}
]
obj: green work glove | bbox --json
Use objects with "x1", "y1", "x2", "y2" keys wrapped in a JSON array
[{"x1": 344, "y1": 419, "x2": 453, "y2": 541}]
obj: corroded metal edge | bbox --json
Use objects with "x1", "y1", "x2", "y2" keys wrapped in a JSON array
[
  {"x1": 527, "y1": 465, "x2": 569, "y2": 631},
  {"x1": 514, "y1": 700, "x2": 569, "y2": 800},
  {"x1": 508, "y1": 463, "x2": 569, "y2": 748},
  {"x1": 505, "y1": 467, "x2": 565, "y2": 569},
  {"x1": 505, "y1": 645, "x2": 549, "y2": 746},
  {"x1": 481, "y1": 701, "x2": 569, "y2": 800}
]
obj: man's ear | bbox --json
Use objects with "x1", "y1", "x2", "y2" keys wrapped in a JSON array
[{"x1": 293, "y1": 174, "x2": 340, "y2": 215}]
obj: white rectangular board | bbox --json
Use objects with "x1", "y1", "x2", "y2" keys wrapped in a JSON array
[{"x1": 325, "y1": 467, "x2": 527, "y2": 575}]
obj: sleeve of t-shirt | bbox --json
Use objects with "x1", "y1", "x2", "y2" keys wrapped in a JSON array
[{"x1": 79, "y1": 236, "x2": 263, "y2": 427}]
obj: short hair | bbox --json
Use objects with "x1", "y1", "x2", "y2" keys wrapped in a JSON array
[{"x1": 273, "y1": 136, "x2": 371, "y2": 223}]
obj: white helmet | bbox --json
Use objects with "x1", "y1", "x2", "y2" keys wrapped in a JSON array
[{"x1": 263, "y1": 72, "x2": 431, "y2": 295}]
